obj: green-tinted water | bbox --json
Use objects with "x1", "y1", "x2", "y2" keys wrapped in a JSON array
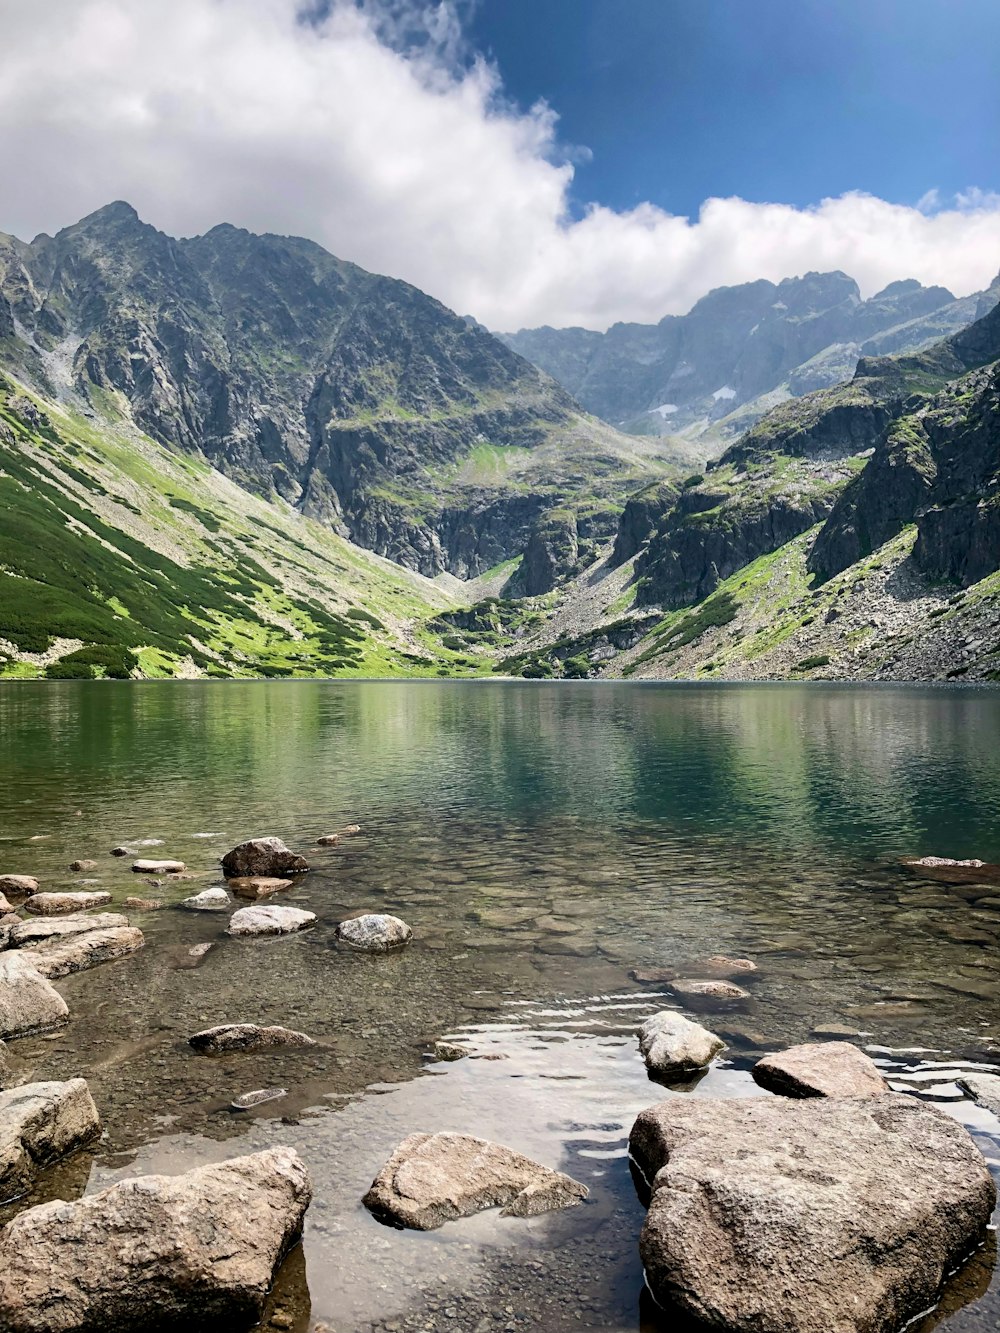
[{"x1": 1, "y1": 681, "x2": 999, "y2": 1331}]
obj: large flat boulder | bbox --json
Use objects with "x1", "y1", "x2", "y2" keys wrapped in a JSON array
[
  {"x1": 336, "y1": 913, "x2": 412, "y2": 952},
  {"x1": 0, "y1": 1079, "x2": 101, "y2": 1204},
  {"x1": 27, "y1": 928, "x2": 145, "y2": 980},
  {"x1": 363, "y1": 1131, "x2": 588, "y2": 1230},
  {"x1": 8, "y1": 914, "x2": 129, "y2": 947},
  {"x1": 227, "y1": 906, "x2": 316, "y2": 937},
  {"x1": 24, "y1": 892, "x2": 112, "y2": 916},
  {"x1": 752, "y1": 1041, "x2": 888, "y2": 1099},
  {"x1": 0, "y1": 954, "x2": 69, "y2": 1040},
  {"x1": 638, "y1": 1011, "x2": 725, "y2": 1078},
  {"x1": 222, "y1": 838, "x2": 309, "y2": 879},
  {"x1": 189, "y1": 1024, "x2": 316, "y2": 1054},
  {"x1": 131, "y1": 859, "x2": 185, "y2": 875},
  {"x1": 629, "y1": 1094, "x2": 995, "y2": 1333},
  {"x1": 0, "y1": 1147, "x2": 312, "y2": 1332}
]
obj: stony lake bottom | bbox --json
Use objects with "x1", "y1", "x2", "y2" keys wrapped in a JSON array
[{"x1": 2, "y1": 679, "x2": 1000, "y2": 1333}]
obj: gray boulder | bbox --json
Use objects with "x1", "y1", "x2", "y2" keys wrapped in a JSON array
[
  {"x1": 0, "y1": 954, "x2": 69, "y2": 1040},
  {"x1": 221, "y1": 838, "x2": 309, "y2": 879},
  {"x1": 363, "y1": 1131, "x2": 587, "y2": 1230},
  {"x1": 753, "y1": 1041, "x2": 888, "y2": 1099},
  {"x1": 189, "y1": 1024, "x2": 316, "y2": 1054},
  {"x1": 131, "y1": 859, "x2": 185, "y2": 874},
  {"x1": 629, "y1": 1093, "x2": 995, "y2": 1333},
  {"x1": 68, "y1": 860, "x2": 98, "y2": 873},
  {"x1": 335, "y1": 913, "x2": 412, "y2": 952},
  {"x1": 27, "y1": 927, "x2": 145, "y2": 980},
  {"x1": 958, "y1": 1072, "x2": 1000, "y2": 1120},
  {"x1": 179, "y1": 887, "x2": 229, "y2": 912},
  {"x1": 227, "y1": 906, "x2": 316, "y2": 937},
  {"x1": 667, "y1": 978, "x2": 751, "y2": 1004},
  {"x1": 638, "y1": 1011, "x2": 725, "y2": 1078},
  {"x1": 0, "y1": 1148, "x2": 312, "y2": 1332},
  {"x1": 0, "y1": 1079, "x2": 101, "y2": 1204},
  {"x1": 24, "y1": 891, "x2": 112, "y2": 916}
]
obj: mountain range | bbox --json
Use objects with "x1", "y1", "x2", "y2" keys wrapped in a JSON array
[
  {"x1": 1, "y1": 202, "x2": 998, "y2": 684},
  {"x1": 501, "y1": 270, "x2": 1000, "y2": 453}
]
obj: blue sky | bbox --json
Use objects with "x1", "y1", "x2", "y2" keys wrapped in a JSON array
[
  {"x1": 2, "y1": 0, "x2": 999, "y2": 329},
  {"x1": 469, "y1": 0, "x2": 1000, "y2": 218}
]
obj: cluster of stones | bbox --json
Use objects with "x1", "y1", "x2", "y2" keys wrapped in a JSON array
[
  {"x1": 4, "y1": 839, "x2": 1000, "y2": 1333},
  {"x1": 0, "y1": 825, "x2": 391, "y2": 1330}
]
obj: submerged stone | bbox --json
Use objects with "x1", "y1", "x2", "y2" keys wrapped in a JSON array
[
  {"x1": 189, "y1": 1024, "x2": 316, "y2": 1054},
  {"x1": 231, "y1": 1087, "x2": 287, "y2": 1111},
  {"x1": 228, "y1": 876, "x2": 294, "y2": 900},
  {"x1": 27, "y1": 927, "x2": 145, "y2": 980}
]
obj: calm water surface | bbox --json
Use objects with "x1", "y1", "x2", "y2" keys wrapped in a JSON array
[{"x1": 2, "y1": 681, "x2": 1000, "y2": 1331}]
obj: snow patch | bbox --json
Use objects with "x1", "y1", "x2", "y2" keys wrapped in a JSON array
[
  {"x1": 648, "y1": 403, "x2": 679, "y2": 419},
  {"x1": 712, "y1": 385, "x2": 737, "y2": 402}
]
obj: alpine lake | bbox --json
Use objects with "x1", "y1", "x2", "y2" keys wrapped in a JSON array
[{"x1": 2, "y1": 680, "x2": 1000, "y2": 1332}]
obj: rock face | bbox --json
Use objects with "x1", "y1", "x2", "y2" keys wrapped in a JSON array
[
  {"x1": 227, "y1": 905, "x2": 316, "y2": 937},
  {"x1": 0, "y1": 1147, "x2": 312, "y2": 1333},
  {"x1": 179, "y1": 887, "x2": 230, "y2": 912},
  {"x1": 629, "y1": 1094, "x2": 995, "y2": 1333},
  {"x1": 752, "y1": 1042, "x2": 888, "y2": 1099},
  {"x1": 24, "y1": 891, "x2": 112, "y2": 916},
  {"x1": 335, "y1": 913, "x2": 412, "y2": 952},
  {"x1": 222, "y1": 838, "x2": 309, "y2": 879},
  {"x1": 363, "y1": 1132, "x2": 588, "y2": 1230},
  {"x1": 189, "y1": 1024, "x2": 316, "y2": 1054},
  {"x1": 27, "y1": 927, "x2": 145, "y2": 980},
  {"x1": 0, "y1": 875, "x2": 39, "y2": 898},
  {"x1": 0, "y1": 1079, "x2": 101, "y2": 1203},
  {"x1": 638, "y1": 1011, "x2": 725, "y2": 1079},
  {"x1": 0, "y1": 954, "x2": 69, "y2": 1039}
]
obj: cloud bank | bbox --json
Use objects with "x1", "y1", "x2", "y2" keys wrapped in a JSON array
[{"x1": 1, "y1": 0, "x2": 998, "y2": 331}]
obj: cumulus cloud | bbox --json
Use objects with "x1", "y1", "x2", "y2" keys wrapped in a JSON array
[{"x1": 0, "y1": 0, "x2": 998, "y2": 331}]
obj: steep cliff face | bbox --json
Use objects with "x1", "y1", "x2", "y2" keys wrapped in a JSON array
[
  {"x1": 500, "y1": 270, "x2": 978, "y2": 442},
  {"x1": 619, "y1": 294, "x2": 1000, "y2": 611},
  {"x1": 809, "y1": 300, "x2": 1000, "y2": 582},
  {"x1": 0, "y1": 204, "x2": 669, "y2": 579}
]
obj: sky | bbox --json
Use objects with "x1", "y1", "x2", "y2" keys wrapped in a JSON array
[{"x1": 0, "y1": 0, "x2": 998, "y2": 331}]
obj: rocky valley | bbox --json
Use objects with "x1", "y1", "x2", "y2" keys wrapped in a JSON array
[{"x1": 0, "y1": 202, "x2": 998, "y2": 685}]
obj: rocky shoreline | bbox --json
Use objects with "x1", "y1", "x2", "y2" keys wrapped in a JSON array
[{"x1": 0, "y1": 840, "x2": 999, "y2": 1331}]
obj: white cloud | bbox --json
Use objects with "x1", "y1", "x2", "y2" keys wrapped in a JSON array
[{"x1": 0, "y1": 0, "x2": 998, "y2": 331}]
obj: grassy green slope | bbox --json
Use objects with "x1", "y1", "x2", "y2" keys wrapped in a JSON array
[{"x1": 0, "y1": 375, "x2": 491, "y2": 680}]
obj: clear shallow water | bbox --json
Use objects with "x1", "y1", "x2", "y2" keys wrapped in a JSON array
[{"x1": 1, "y1": 680, "x2": 1000, "y2": 1331}]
